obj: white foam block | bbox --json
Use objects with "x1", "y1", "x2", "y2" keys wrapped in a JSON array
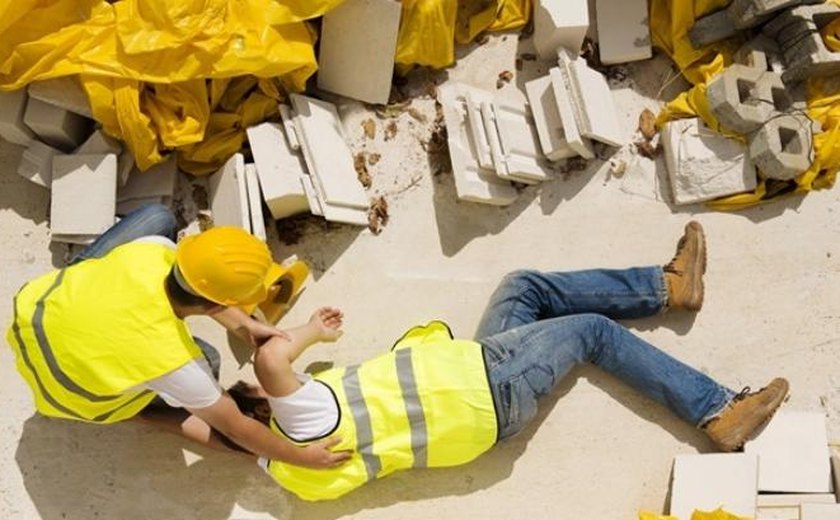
[
  {"x1": 488, "y1": 100, "x2": 552, "y2": 183},
  {"x1": 289, "y1": 94, "x2": 369, "y2": 209},
  {"x1": 595, "y1": 0, "x2": 653, "y2": 65},
  {"x1": 50, "y1": 154, "x2": 117, "y2": 236},
  {"x1": 662, "y1": 118, "x2": 757, "y2": 205},
  {"x1": 0, "y1": 89, "x2": 35, "y2": 146},
  {"x1": 28, "y1": 77, "x2": 93, "y2": 118},
  {"x1": 118, "y1": 157, "x2": 178, "y2": 202},
  {"x1": 548, "y1": 67, "x2": 595, "y2": 159},
  {"x1": 802, "y1": 504, "x2": 840, "y2": 520},
  {"x1": 533, "y1": 0, "x2": 589, "y2": 58},
  {"x1": 744, "y1": 411, "x2": 831, "y2": 493},
  {"x1": 465, "y1": 93, "x2": 494, "y2": 170},
  {"x1": 559, "y1": 50, "x2": 624, "y2": 146},
  {"x1": 244, "y1": 164, "x2": 267, "y2": 241},
  {"x1": 669, "y1": 453, "x2": 758, "y2": 520},
  {"x1": 246, "y1": 122, "x2": 309, "y2": 219},
  {"x1": 317, "y1": 0, "x2": 401, "y2": 105},
  {"x1": 208, "y1": 153, "x2": 250, "y2": 231},
  {"x1": 23, "y1": 98, "x2": 92, "y2": 151},
  {"x1": 524, "y1": 75, "x2": 578, "y2": 161},
  {"x1": 18, "y1": 140, "x2": 61, "y2": 188}
]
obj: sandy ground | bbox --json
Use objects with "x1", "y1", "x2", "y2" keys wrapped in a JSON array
[{"x1": 2, "y1": 33, "x2": 840, "y2": 520}]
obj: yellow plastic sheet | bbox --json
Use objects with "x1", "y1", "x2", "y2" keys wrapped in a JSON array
[
  {"x1": 651, "y1": 0, "x2": 840, "y2": 210},
  {"x1": 639, "y1": 508, "x2": 749, "y2": 520}
]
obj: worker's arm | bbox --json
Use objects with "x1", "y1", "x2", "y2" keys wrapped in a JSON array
[
  {"x1": 211, "y1": 306, "x2": 290, "y2": 348},
  {"x1": 255, "y1": 307, "x2": 343, "y2": 398},
  {"x1": 187, "y1": 393, "x2": 350, "y2": 468}
]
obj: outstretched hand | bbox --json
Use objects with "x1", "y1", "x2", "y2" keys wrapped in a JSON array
[
  {"x1": 297, "y1": 436, "x2": 352, "y2": 469},
  {"x1": 309, "y1": 307, "x2": 344, "y2": 342}
]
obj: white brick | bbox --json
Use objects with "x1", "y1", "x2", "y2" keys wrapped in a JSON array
[
  {"x1": 317, "y1": 0, "x2": 401, "y2": 104},
  {"x1": 437, "y1": 84, "x2": 517, "y2": 206},
  {"x1": 208, "y1": 153, "x2": 250, "y2": 231},
  {"x1": 18, "y1": 140, "x2": 61, "y2": 188},
  {"x1": 744, "y1": 411, "x2": 831, "y2": 493},
  {"x1": 485, "y1": 100, "x2": 552, "y2": 184},
  {"x1": 802, "y1": 504, "x2": 840, "y2": 520},
  {"x1": 118, "y1": 157, "x2": 178, "y2": 202},
  {"x1": 559, "y1": 50, "x2": 624, "y2": 146},
  {"x1": 524, "y1": 75, "x2": 578, "y2": 161},
  {"x1": 0, "y1": 89, "x2": 35, "y2": 146},
  {"x1": 28, "y1": 77, "x2": 93, "y2": 118},
  {"x1": 23, "y1": 98, "x2": 92, "y2": 151},
  {"x1": 75, "y1": 130, "x2": 122, "y2": 155},
  {"x1": 300, "y1": 175, "x2": 324, "y2": 216},
  {"x1": 669, "y1": 453, "x2": 758, "y2": 520},
  {"x1": 50, "y1": 154, "x2": 117, "y2": 237},
  {"x1": 662, "y1": 118, "x2": 757, "y2": 205},
  {"x1": 533, "y1": 0, "x2": 589, "y2": 58},
  {"x1": 289, "y1": 94, "x2": 369, "y2": 210},
  {"x1": 246, "y1": 122, "x2": 309, "y2": 219},
  {"x1": 595, "y1": 0, "x2": 653, "y2": 65},
  {"x1": 758, "y1": 494, "x2": 836, "y2": 507},
  {"x1": 320, "y1": 202, "x2": 369, "y2": 226},
  {"x1": 244, "y1": 164, "x2": 267, "y2": 241},
  {"x1": 548, "y1": 67, "x2": 595, "y2": 159}
]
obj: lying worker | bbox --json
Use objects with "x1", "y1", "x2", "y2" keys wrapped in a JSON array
[
  {"x1": 250, "y1": 221, "x2": 789, "y2": 500},
  {"x1": 7, "y1": 203, "x2": 348, "y2": 469}
]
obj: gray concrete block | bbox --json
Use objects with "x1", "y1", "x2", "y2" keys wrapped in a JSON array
[
  {"x1": 749, "y1": 114, "x2": 813, "y2": 180},
  {"x1": 23, "y1": 98, "x2": 93, "y2": 151},
  {"x1": 0, "y1": 89, "x2": 35, "y2": 146},
  {"x1": 763, "y1": 2, "x2": 840, "y2": 83},
  {"x1": 689, "y1": 10, "x2": 737, "y2": 48},
  {"x1": 50, "y1": 154, "x2": 117, "y2": 237},
  {"x1": 707, "y1": 65, "x2": 773, "y2": 134},
  {"x1": 734, "y1": 35, "x2": 785, "y2": 73},
  {"x1": 727, "y1": 0, "x2": 812, "y2": 29},
  {"x1": 27, "y1": 77, "x2": 93, "y2": 118},
  {"x1": 18, "y1": 140, "x2": 60, "y2": 188}
]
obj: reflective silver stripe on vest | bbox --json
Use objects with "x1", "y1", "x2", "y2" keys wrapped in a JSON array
[
  {"x1": 32, "y1": 270, "x2": 123, "y2": 402},
  {"x1": 394, "y1": 348, "x2": 428, "y2": 468},
  {"x1": 341, "y1": 365, "x2": 381, "y2": 480}
]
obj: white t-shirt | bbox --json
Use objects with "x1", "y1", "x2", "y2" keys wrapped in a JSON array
[{"x1": 266, "y1": 373, "x2": 340, "y2": 442}]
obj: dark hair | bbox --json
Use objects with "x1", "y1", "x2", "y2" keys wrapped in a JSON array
[{"x1": 165, "y1": 268, "x2": 217, "y2": 310}]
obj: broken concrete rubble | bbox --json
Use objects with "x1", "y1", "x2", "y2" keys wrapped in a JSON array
[
  {"x1": 0, "y1": 89, "x2": 35, "y2": 146},
  {"x1": 533, "y1": 0, "x2": 590, "y2": 59},
  {"x1": 734, "y1": 35, "x2": 785, "y2": 73},
  {"x1": 594, "y1": 0, "x2": 652, "y2": 65},
  {"x1": 23, "y1": 98, "x2": 92, "y2": 152},
  {"x1": 50, "y1": 154, "x2": 117, "y2": 241},
  {"x1": 749, "y1": 113, "x2": 813, "y2": 180},
  {"x1": 557, "y1": 50, "x2": 624, "y2": 147},
  {"x1": 246, "y1": 122, "x2": 310, "y2": 220}
]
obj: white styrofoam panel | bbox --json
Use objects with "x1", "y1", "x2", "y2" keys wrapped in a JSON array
[
  {"x1": 669, "y1": 453, "x2": 758, "y2": 520},
  {"x1": 548, "y1": 67, "x2": 595, "y2": 159},
  {"x1": 465, "y1": 93, "x2": 494, "y2": 169},
  {"x1": 491, "y1": 100, "x2": 552, "y2": 183},
  {"x1": 246, "y1": 122, "x2": 309, "y2": 219},
  {"x1": 50, "y1": 154, "x2": 117, "y2": 236},
  {"x1": 595, "y1": 0, "x2": 653, "y2": 65},
  {"x1": 524, "y1": 75, "x2": 578, "y2": 161},
  {"x1": 559, "y1": 50, "x2": 624, "y2": 147}
]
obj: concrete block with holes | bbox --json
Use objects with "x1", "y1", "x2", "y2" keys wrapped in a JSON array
[
  {"x1": 734, "y1": 35, "x2": 785, "y2": 74},
  {"x1": 533, "y1": 0, "x2": 589, "y2": 58},
  {"x1": 0, "y1": 89, "x2": 35, "y2": 146},
  {"x1": 706, "y1": 65, "x2": 784, "y2": 134},
  {"x1": 764, "y1": 2, "x2": 840, "y2": 84},
  {"x1": 690, "y1": 0, "x2": 823, "y2": 46},
  {"x1": 749, "y1": 113, "x2": 813, "y2": 180},
  {"x1": 23, "y1": 98, "x2": 93, "y2": 152}
]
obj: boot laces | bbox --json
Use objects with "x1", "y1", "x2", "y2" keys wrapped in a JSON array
[
  {"x1": 664, "y1": 236, "x2": 688, "y2": 274},
  {"x1": 733, "y1": 386, "x2": 752, "y2": 402}
]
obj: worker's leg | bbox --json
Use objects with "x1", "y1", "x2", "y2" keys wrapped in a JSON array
[
  {"x1": 482, "y1": 313, "x2": 736, "y2": 439},
  {"x1": 475, "y1": 267, "x2": 666, "y2": 339},
  {"x1": 69, "y1": 203, "x2": 177, "y2": 265}
]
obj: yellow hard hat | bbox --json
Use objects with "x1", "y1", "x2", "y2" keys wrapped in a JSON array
[{"x1": 175, "y1": 226, "x2": 272, "y2": 306}]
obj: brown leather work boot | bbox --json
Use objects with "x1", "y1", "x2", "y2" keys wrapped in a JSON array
[
  {"x1": 702, "y1": 378, "x2": 790, "y2": 452},
  {"x1": 664, "y1": 221, "x2": 706, "y2": 311}
]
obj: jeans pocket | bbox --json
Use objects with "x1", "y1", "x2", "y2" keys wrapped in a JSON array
[{"x1": 497, "y1": 374, "x2": 541, "y2": 440}]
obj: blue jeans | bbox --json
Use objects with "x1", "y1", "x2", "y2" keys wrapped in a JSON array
[
  {"x1": 68, "y1": 203, "x2": 221, "y2": 378},
  {"x1": 476, "y1": 269, "x2": 736, "y2": 440}
]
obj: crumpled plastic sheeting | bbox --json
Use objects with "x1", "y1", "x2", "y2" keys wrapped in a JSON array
[
  {"x1": 0, "y1": 0, "x2": 339, "y2": 173},
  {"x1": 651, "y1": 0, "x2": 840, "y2": 210}
]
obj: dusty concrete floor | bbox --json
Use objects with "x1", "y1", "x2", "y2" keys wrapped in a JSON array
[{"x1": 2, "y1": 34, "x2": 840, "y2": 520}]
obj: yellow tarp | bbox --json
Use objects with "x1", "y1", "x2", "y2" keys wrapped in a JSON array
[
  {"x1": 639, "y1": 507, "x2": 750, "y2": 520},
  {"x1": 650, "y1": 0, "x2": 840, "y2": 210}
]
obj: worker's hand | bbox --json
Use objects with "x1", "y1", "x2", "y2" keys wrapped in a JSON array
[
  {"x1": 296, "y1": 436, "x2": 352, "y2": 469},
  {"x1": 240, "y1": 319, "x2": 291, "y2": 349},
  {"x1": 309, "y1": 307, "x2": 344, "y2": 343}
]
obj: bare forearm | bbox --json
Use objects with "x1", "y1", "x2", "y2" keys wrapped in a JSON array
[
  {"x1": 275, "y1": 321, "x2": 321, "y2": 363},
  {"x1": 211, "y1": 306, "x2": 252, "y2": 334},
  {"x1": 227, "y1": 415, "x2": 306, "y2": 463}
]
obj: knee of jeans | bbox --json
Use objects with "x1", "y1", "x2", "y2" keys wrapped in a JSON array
[
  {"x1": 501, "y1": 269, "x2": 540, "y2": 290},
  {"x1": 138, "y1": 203, "x2": 177, "y2": 239},
  {"x1": 576, "y1": 314, "x2": 619, "y2": 359}
]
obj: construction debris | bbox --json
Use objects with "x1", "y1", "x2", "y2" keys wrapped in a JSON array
[
  {"x1": 689, "y1": 0, "x2": 823, "y2": 47},
  {"x1": 18, "y1": 140, "x2": 60, "y2": 188},
  {"x1": 246, "y1": 122, "x2": 309, "y2": 220},
  {"x1": 23, "y1": 97, "x2": 92, "y2": 152},
  {"x1": 595, "y1": 0, "x2": 652, "y2": 65},
  {"x1": 367, "y1": 195, "x2": 388, "y2": 235},
  {"x1": 27, "y1": 77, "x2": 93, "y2": 118},
  {"x1": 669, "y1": 453, "x2": 759, "y2": 520},
  {"x1": 749, "y1": 114, "x2": 813, "y2": 180},
  {"x1": 638, "y1": 109, "x2": 658, "y2": 141},
  {"x1": 244, "y1": 164, "x2": 267, "y2": 241},
  {"x1": 763, "y1": 2, "x2": 840, "y2": 84},
  {"x1": 50, "y1": 154, "x2": 117, "y2": 244},
  {"x1": 208, "y1": 153, "x2": 250, "y2": 231},
  {"x1": 117, "y1": 157, "x2": 178, "y2": 215},
  {"x1": 354, "y1": 153, "x2": 372, "y2": 188},
  {"x1": 0, "y1": 89, "x2": 35, "y2": 146},
  {"x1": 533, "y1": 0, "x2": 590, "y2": 58}
]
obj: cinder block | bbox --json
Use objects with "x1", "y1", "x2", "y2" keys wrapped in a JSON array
[
  {"x1": 289, "y1": 94, "x2": 369, "y2": 210},
  {"x1": 18, "y1": 140, "x2": 61, "y2": 188},
  {"x1": 524, "y1": 75, "x2": 578, "y2": 161},
  {"x1": 317, "y1": 0, "x2": 401, "y2": 104},
  {"x1": 764, "y1": 3, "x2": 840, "y2": 84},
  {"x1": 50, "y1": 154, "x2": 117, "y2": 237},
  {"x1": 27, "y1": 77, "x2": 93, "y2": 118},
  {"x1": 482, "y1": 100, "x2": 552, "y2": 184},
  {"x1": 595, "y1": 0, "x2": 652, "y2": 65},
  {"x1": 734, "y1": 35, "x2": 785, "y2": 73},
  {"x1": 662, "y1": 118, "x2": 757, "y2": 205},
  {"x1": 246, "y1": 122, "x2": 309, "y2": 219},
  {"x1": 208, "y1": 153, "x2": 250, "y2": 231},
  {"x1": 548, "y1": 67, "x2": 595, "y2": 159},
  {"x1": 744, "y1": 411, "x2": 831, "y2": 493},
  {"x1": 437, "y1": 83, "x2": 518, "y2": 206},
  {"x1": 669, "y1": 453, "x2": 759, "y2": 520},
  {"x1": 749, "y1": 114, "x2": 813, "y2": 180},
  {"x1": 533, "y1": 0, "x2": 589, "y2": 58},
  {"x1": 244, "y1": 164, "x2": 267, "y2": 241},
  {"x1": 689, "y1": 10, "x2": 738, "y2": 48},
  {"x1": 801, "y1": 504, "x2": 840, "y2": 520},
  {"x1": 706, "y1": 64, "x2": 773, "y2": 134},
  {"x1": 118, "y1": 157, "x2": 179, "y2": 203},
  {"x1": 0, "y1": 89, "x2": 35, "y2": 146},
  {"x1": 23, "y1": 98, "x2": 92, "y2": 152},
  {"x1": 690, "y1": 0, "x2": 823, "y2": 46},
  {"x1": 558, "y1": 50, "x2": 624, "y2": 146}
]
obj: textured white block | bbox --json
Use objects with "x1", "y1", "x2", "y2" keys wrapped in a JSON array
[
  {"x1": 744, "y1": 411, "x2": 831, "y2": 493},
  {"x1": 662, "y1": 118, "x2": 757, "y2": 205},
  {"x1": 669, "y1": 453, "x2": 758, "y2": 520},
  {"x1": 50, "y1": 154, "x2": 117, "y2": 236},
  {"x1": 23, "y1": 98, "x2": 92, "y2": 151},
  {"x1": 244, "y1": 164, "x2": 267, "y2": 241},
  {"x1": 559, "y1": 50, "x2": 624, "y2": 146},
  {"x1": 437, "y1": 84, "x2": 517, "y2": 206},
  {"x1": 533, "y1": 0, "x2": 589, "y2": 58},
  {"x1": 317, "y1": 0, "x2": 401, "y2": 104},
  {"x1": 118, "y1": 157, "x2": 179, "y2": 202},
  {"x1": 465, "y1": 93, "x2": 494, "y2": 170},
  {"x1": 596, "y1": 0, "x2": 653, "y2": 65},
  {"x1": 802, "y1": 504, "x2": 840, "y2": 520},
  {"x1": 289, "y1": 94, "x2": 369, "y2": 209},
  {"x1": 524, "y1": 75, "x2": 578, "y2": 161},
  {"x1": 18, "y1": 140, "x2": 61, "y2": 188},
  {"x1": 28, "y1": 77, "x2": 93, "y2": 118},
  {"x1": 208, "y1": 153, "x2": 250, "y2": 231},
  {"x1": 246, "y1": 122, "x2": 309, "y2": 219},
  {"x1": 486, "y1": 100, "x2": 552, "y2": 184},
  {"x1": 0, "y1": 89, "x2": 35, "y2": 146},
  {"x1": 548, "y1": 67, "x2": 595, "y2": 159}
]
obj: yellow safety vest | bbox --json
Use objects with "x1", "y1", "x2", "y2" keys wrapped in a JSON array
[
  {"x1": 266, "y1": 321, "x2": 498, "y2": 501},
  {"x1": 7, "y1": 242, "x2": 203, "y2": 423}
]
